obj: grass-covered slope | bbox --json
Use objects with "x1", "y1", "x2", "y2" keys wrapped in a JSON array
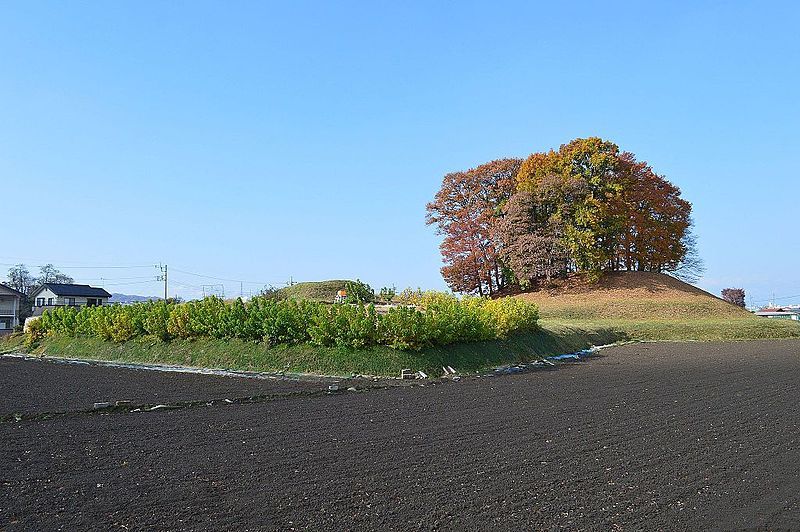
[
  {"x1": 272, "y1": 280, "x2": 350, "y2": 302},
  {"x1": 6, "y1": 323, "x2": 625, "y2": 377},
  {"x1": 515, "y1": 271, "x2": 748, "y2": 320},
  {"x1": 515, "y1": 271, "x2": 800, "y2": 341}
]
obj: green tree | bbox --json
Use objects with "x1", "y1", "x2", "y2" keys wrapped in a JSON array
[{"x1": 379, "y1": 286, "x2": 396, "y2": 303}]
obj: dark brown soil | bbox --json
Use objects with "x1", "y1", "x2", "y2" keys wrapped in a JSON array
[
  {"x1": 2, "y1": 340, "x2": 799, "y2": 530},
  {"x1": 0, "y1": 356, "x2": 336, "y2": 416}
]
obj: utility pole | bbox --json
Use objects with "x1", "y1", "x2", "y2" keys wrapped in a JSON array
[{"x1": 157, "y1": 264, "x2": 168, "y2": 301}]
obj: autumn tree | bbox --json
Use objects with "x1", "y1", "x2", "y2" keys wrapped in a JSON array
[
  {"x1": 496, "y1": 177, "x2": 571, "y2": 284},
  {"x1": 512, "y1": 137, "x2": 695, "y2": 278},
  {"x1": 612, "y1": 152, "x2": 693, "y2": 273},
  {"x1": 426, "y1": 158, "x2": 520, "y2": 295},
  {"x1": 516, "y1": 138, "x2": 627, "y2": 273},
  {"x1": 721, "y1": 288, "x2": 746, "y2": 308},
  {"x1": 430, "y1": 138, "x2": 699, "y2": 293}
]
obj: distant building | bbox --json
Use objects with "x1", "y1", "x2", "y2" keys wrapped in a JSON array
[
  {"x1": 30, "y1": 283, "x2": 112, "y2": 316},
  {"x1": 0, "y1": 283, "x2": 24, "y2": 334},
  {"x1": 754, "y1": 307, "x2": 800, "y2": 321}
]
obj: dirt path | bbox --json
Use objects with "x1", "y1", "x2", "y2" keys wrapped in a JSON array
[{"x1": 1, "y1": 340, "x2": 799, "y2": 530}]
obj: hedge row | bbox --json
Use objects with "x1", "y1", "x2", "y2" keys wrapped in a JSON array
[{"x1": 28, "y1": 293, "x2": 539, "y2": 350}]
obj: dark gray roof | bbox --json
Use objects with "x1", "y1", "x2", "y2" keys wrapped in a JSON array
[
  {"x1": 0, "y1": 283, "x2": 24, "y2": 297},
  {"x1": 36, "y1": 283, "x2": 112, "y2": 298}
]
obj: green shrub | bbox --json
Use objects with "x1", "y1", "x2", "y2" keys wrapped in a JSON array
[
  {"x1": 143, "y1": 302, "x2": 172, "y2": 341},
  {"x1": 167, "y1": 303, "x2": 193, "y2": 339},
  {"x1": 24, "y1": 317, "x2": 46, "y2": 348},
  {"x1": 263, "y1": 299, "x2": 320, "y2": 345},
  {"x1": 377, "y1": 306, "x2": 430, "y2": 350},
  {"x1": 28, "y1": 293, "x2": 539, "y2": 352},
  {"x1": 109, "y1": 311, "x2": 136, "y2": 342},
  {"x1": 310, "y1": 303, "x2": 377, "y2": 348},
  {"x1": 480, "y1": 297, "x2": 540, "y2": 338}
]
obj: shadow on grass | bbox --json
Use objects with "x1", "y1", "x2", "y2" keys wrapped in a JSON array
[{"x1": 409, "y1": 325, "x2": 630, "y2": 375}]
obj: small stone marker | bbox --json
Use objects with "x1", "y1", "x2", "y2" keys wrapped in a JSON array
[
  {"x1": 400, "y1": 369, "x2": 415, "y2": 380},
  {"x1": 93, "y1": 402, "x2": 111, "y2": 410}
]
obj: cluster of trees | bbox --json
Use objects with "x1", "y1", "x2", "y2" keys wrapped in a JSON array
[
  {"x1": 29, "y1": 293, "x2": 540, "y2": 351},
  {"x1": 6, "y1": 264, "x2": 74, "y2": 321},
  {"x1": 427, "y1": 137, "x2": 703, "y2": 294}
]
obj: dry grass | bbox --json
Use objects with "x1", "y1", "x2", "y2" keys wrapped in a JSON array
[
  {"x1": 511, "y1": 271, "x2": 800, "y2": 341},
  {"x1": 514, "y1": 272, "x2": 748, "y2": 320}
]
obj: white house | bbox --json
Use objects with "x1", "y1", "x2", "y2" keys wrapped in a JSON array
[
  {"x1": 30, "y1": 283, "x2": 112, "y2": 316},
  {"x1": 754, "y1": 308, "x2": 800, "y2": 321},
  {"x1": 0, "y1": 283, "x2": 24, "y2": 334}
]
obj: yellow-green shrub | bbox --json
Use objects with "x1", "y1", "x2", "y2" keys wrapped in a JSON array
[{"x1": 28, "y1": 294, "x2": 539, "y2": 351}]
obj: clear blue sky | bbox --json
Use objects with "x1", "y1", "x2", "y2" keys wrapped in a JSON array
[{"x1": 2, "y1": 1, "x2": 798, "y2": 306}]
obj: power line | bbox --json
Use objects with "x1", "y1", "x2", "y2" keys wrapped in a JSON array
[
  {"x1": 101, "y1": 280, "x2": 160, "y2": 287},
  {"x1": 61, "y1": 265, "x2": 156, "y2": 270},
  {"x1": 170, "y1": 267, "x2": 285, "y2": 286},
  {"x1": 77, "y1": 276, "x2": 156, "y2": 281},
  {"x1": 750, "y1": 293, "x2": 800, "y2": 304},
  {"x1": 0, "y1": 261, "x2": 156, "y2": 270}
]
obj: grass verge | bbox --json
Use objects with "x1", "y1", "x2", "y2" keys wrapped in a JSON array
[
  {"x1": 0, "y1": 333, "x2": 25, "y2": 354},
  {"x1": 5, "y1": 324, "x2": 626, "y2": 377},
  {"x1": 540, "y1": 317, "x2": 800, "y2": 342},
  {"x1": 4, "y1": 317, "x2": 798, "y2": 377}
]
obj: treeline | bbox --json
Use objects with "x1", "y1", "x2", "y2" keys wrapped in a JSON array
[
  {"x1": 426, "y1": 137, "x2": 703, "y2": 295},
  {"x1": 29, "y1": 294, "x2": 539, "y2": 351}
]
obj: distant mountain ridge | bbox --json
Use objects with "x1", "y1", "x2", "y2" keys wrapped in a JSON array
[{"x1": 108, "y1": 293, "x2": 160, "y2": 304}]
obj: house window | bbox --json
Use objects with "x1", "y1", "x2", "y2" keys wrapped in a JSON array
[
  {"x1": 36, "y1": 298, "x2": 45, "y2": 306},
  {"x1": 47, "y1": 298, "x2": 53, "y2": 306},
  {"x1": 67, "y1": 297, "x2": 76, "y2": 306}
]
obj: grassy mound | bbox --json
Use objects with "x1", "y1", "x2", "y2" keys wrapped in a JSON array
[
  {"x1": 273, "y1": 280, "x2": 350, "y2": 302},
  {"x1": 514, "y1": 272, "x2": 749, "y2": 320},
  {"x1": 509, "y1": 271, "x2": 800, "y2": 342}
]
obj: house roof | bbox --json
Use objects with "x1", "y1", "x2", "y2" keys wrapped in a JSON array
[
  {"x1": 755, "y1": 310, "x2": 800, "y2": 316},
  {"x1": 0, "y1": 283, "x2": 24, "y2": 298},
  {"x1": 32, "y1": 283, "x2": 112, "y2": 298}
]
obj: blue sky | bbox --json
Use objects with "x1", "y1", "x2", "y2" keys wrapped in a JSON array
[{"x1": 1, "y1": 1, "x2": 798, "y2": 306}]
